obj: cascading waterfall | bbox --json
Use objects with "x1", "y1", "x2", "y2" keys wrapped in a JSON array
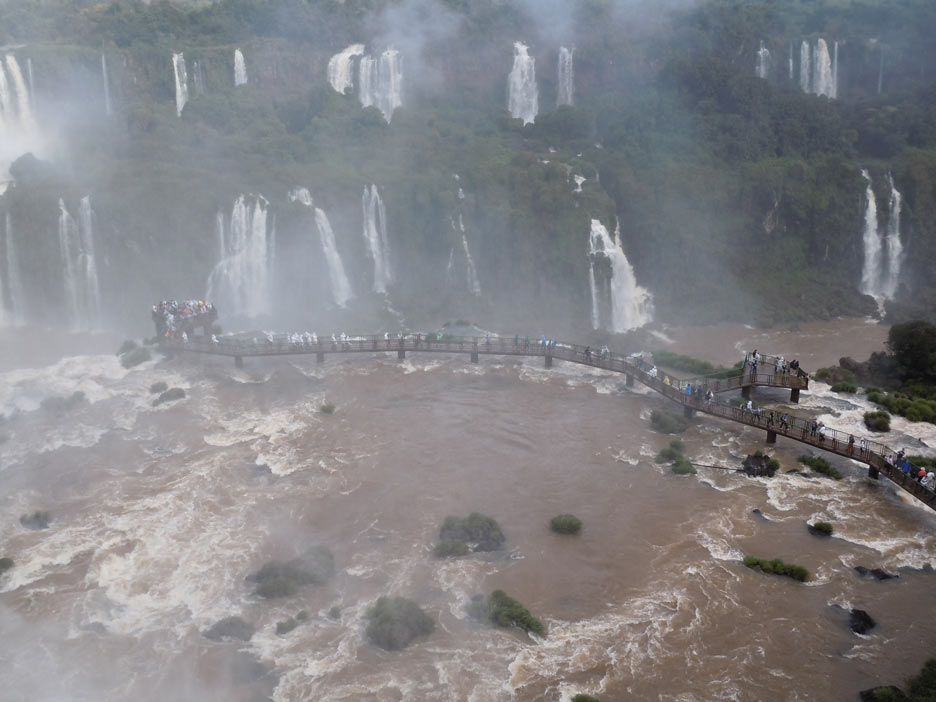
[
  {"x1": 0, "y1": 54, "x2": 45, "y2": 192},
  {"x1": 289, "y1": 188, "x2": 353, "y2": 307},
  {"x1": 193, "y1": 60, "x2": 205, "y2": 96},
  {"x1": 832, "y1": 41, "x2": 839, "y2": 99},
  {"x1": 588, "y1": 219, "x2": 652, "y2": 333},
  {"x1": 859, "y1": 170, "x2": 883, "y2": 299},
  {"x1": 26, "y1": 57, "x2": 34, "y2": 103},
  {"x1": 327, "y1": 44, "x2": 365, "y2": 95},
  {"x1": 799, "y1": 40, "x2": 811, "y2": 92},
  {"x1": 812, "y1": 39, "x2": 835, "y2": 98},
  {"x1": 357, "y1": 49, "x2": 402, "y2": 123},
  {"x1": 5, "y1": 55, "x2": 35, "y2": 132},
  {"x1": 102, "y1": 53, "x2": 112, "y2": 116},
  {"x1": 788, "y1": 42, "x2": 794, "y2": 81},
  {"x1": 755, "y1": 40, "x2": 770, "y2": 79},
  {"x1": 508, "y1": 41, "x2": 538, "y2": 125},
  {"x1": 362, "y1": 184, "x2": 392, "y2": 293},
  {"x1": 234, "y1": 49, "x2": 248, "y2": 86},
  {"x1": 453, "y1": 215, "x2": 481, "y2": 296},
  {"x1": 206, "y1": 195, "x2": 274, "y2": 318},
  {"x1": 882, "y1": 174, "x2": 903, "y2": 300},
  {"x1": 57, "y1": 198, "x2": 102, "y2": 331},
  {"x1": 172, "y1": 53, "x2": 189, "y2": 117},
  {"x1": 557, "y1": 46, "x2": 574, "y2": 107}
]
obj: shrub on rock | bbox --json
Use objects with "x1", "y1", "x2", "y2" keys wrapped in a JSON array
[
  {"x1": 798, "y1": 455, "x2": 843, "y2": 480},
  {"x1": 550, "y1": 514, "x2": 582, "y2": 535},
  {"x1": 864, "y1": 411, "x2": 891, "y2": 432},
  {"x1": 830, "y1": 382, "x2": 858, "y2": 394},
  {"x1": 433, "y1": 539, "x2": 470, "y2": 558},
  {"x1": 117, "y1": 339, "x2": 138, "y2": 356},
  {"x1": 319, "y1": 402, "x2": 335, "y2": 414},
  {"x1": 20, "y1": 511, "x2": 51, "y2": 530},
  {"x1": 153, "y1": 388, "x2": 186, "y2": 406},
  {"x1": 655, "y1": 439, "x2": 685, "y2": 463},
  {"x1": 485, "y1": 589, "x2": 545, "y2": 636},
  {"x1": 0, "y1": 557, "x2": 12, "y2": 574},
  {"x1": 439, "y1": 513, "x2": 505, "y2": 551},
  {"x1": 365, "y1": 596, "x2": 434, "y2": 651},
  {"x1": 808, "y1": 521, "x2": 833, "y2": 536},
  {"x1": 204, "y1": 616, "x2": 254, "y2": 642},
  {"x1": 247, "y1": 546, "x2": 335, "y2": 599},
  {"x1": 120, "y1": 346, "x2": 151, "y2": 369},
  {"x1": 650, "y1": 409, "x2": 689, "y2": 434},
  {"x1": 672, "y1": 457, "x2": 697, "y2": 475},
  {"x1": 743, "y1": 556, "x2": 809, "y2": 582},
  {"x1": 149, "y1": 381, "x2": 168, "y2": 394}
]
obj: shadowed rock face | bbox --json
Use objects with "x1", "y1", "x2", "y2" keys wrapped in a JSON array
[
  {"x1": 855, "y1": 566, "x2": 898, "y2": 580},
  {"x1": 849, "y1": 608, "x2": 877, "y2": 635},
  {"x1": 203, "y1": 616, "x2": 254, "y2": 642}
]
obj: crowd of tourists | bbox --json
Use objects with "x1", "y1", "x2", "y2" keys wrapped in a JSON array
[
  {"x1": 152, "y1": 300, "x2": 216, "y2": 338},
  {"x1": 747, "y1": 349, "x2": 804, "y2": 377}
]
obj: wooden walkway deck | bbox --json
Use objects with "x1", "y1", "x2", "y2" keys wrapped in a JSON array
[{"x1": 162, "y1": 333, "x2": 935, "y2": 511}]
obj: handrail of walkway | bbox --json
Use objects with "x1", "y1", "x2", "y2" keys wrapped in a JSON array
[{"x1": 160, "y1": 331, "x2": 934, "y2": 507}]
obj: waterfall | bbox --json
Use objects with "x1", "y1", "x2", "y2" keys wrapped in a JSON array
[
  {"x1": 5, "y1": 55, "x2": 35, "y2": 131},
  {"x1": 234, "y1": 49, "x2": 248, "y2": 86},
  {"x1": 799, "y1": 40, "x2": 811, "y2": 92},
  {"x1": 508, "y1": 42, "x2": 538, "y2": 125},
  {"x1": 57, "y1": 198, "x2": 101, "y2": 331},
  {"x1": 102, "y1": 53, "x2": 112, "y2": 116},
  {"x1": 0, "y1": 61, "x2": 12, "y2": 132},
  {"x1": 172, "y1": 53, "x2": 189, "y2": 117},
  {"x1": 357, "y1": 49, "x2": 402, "y2": 122},
  {"x1": 193, "y1": 60, "x2": 205, "y2": 96},
  {"x1": 859, "y1": 170, "x2": 883, "y2": 299},
  {"x1": 788, "y1": 42, "x2": 794, "y2": 81},
  {"x1": 289, "y1": 188, "x2": 353, "y2": 307},
  {"x1": 557, "y1": 46, "x2": 574, "y2": 107},
  {"x1": 328, "y1": 44, "x2": 365, "y2": 94},
  {"x1": 26, "y1": 57, "x2": 34, "y2": 103},
  {"x1": 755, "y1": 40, "x2": 770, "y2": 79},
  {"x1": 881, "y1": 174, "x2": 903, "y2": 300},
  {"x1": 588, "y1": 219, "x2": 652, "y2": 332},
  {"x1": 451, "y1": 215, "x2": 481, "y2": 296},
  {"x1": 812, "y1": 39, "x2": 835, "y2": 98},
  {"x1": 206, "y1": 195, "x2": 273, "y2": 318},
  {"x1": 362, "y1": 184, "x2": 392, "y2": 293}
]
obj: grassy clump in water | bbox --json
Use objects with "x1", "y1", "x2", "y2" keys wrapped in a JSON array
[
  {"x1": 149, "y1": 381, "x2": 168, "y2": 394},
  {"x1": 743, "y1": 556, "x2": 809, "y2": 582},
  {"x1": 864, "y1": 411, "x2": 892, "y2": 432},
  {"x1": 655, "y1": 439, "x2": 685, "y2": 463},
  {"x1": 319, "y1": 402, "x2": 336, "y2": 414},
  {"x1": 247, "y1": 546, "x2": 335, "y2": 599},
  {"x1": 153, "y1": 387, "x2": 186, "y2": 406},
  {"x1": 485, "y1": 589, "x2": 546, "y2": 636},
  {"x1": 365, "y1": 596, "x2": 435, "y2": 651},
  {"x1": 439, "y1": 513, "x2": 505, "y2": 552},
  {"x1": 0, "y1": 557, "x2": 12, "y2": 575},
  {"x1": 549, "y1": 514, "x2": 582, "y2": 535},
  {"x1": 433, "y1": 539, "x2": 470, "y2": 558},
  {"x1": 831, "y1": 382, "x2": 858, "y2": 393},
  {"x1": 671, "y1": 457, "x2": 697, "y2": 475},
  {"x1": 650, "y1": 409, "x2": 690, "y2": 434},
  {"x1": 808, "y1": 521, "x2": 834, "y2": 536},
  {"x1": 120, "y1": 346, "x2": 151, "y2": 369},
  {"x1": 650, "y1": 350, "x2": 742, "y2": 378},
  {"x1": 798, "y1": 455, "x2": 843, "y2": 480}
]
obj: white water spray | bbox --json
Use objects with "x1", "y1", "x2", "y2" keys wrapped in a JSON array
[
  {"x1": 234, "y1": 49, "x2": 248, "y2": 86},
  {"x1": 812, "y1": 39, "x2": 835, "y2": 98},
  {"x1": 102, "y1": 53, "x2": 112, "y2": 116},
  {"x1": 58, "y1": 198, "x2": 102, "y2": 331},
  {"x1": 755, "y1": 41, "x2": 770, "y2": 79},
  {"x1": 327, "y1": 44, "x2": 365, "y2": 95},
  {"x1": 289, "y1": 188, "x2": 353, "y2": 307},
  {"x1": 588, "y1": 219, "x2": 652, "y2": 332},
  {"x1": 799, "y1": 40, "x2": 811, "y2": 92},
  {"x1": 508, "y1": 42, "x2": 538, "y2": 125},
  {"x1": 882, "y1": 174, "x2": 903, "y2": 300},
  {"x1": 859, "y1": 170, "x2": 883, "y2": 299},
  {"x1": 193, "y1": 60, "x2": 205, "y2": 96},
  {"x1": 358, "y1": 49, "x2": 402, "y2": 122},
  {"x1": 172, "y1": 53, "x2": 189, "y2": 117},
  {"x1": 362, "y1": 184, "x2": 392, "y2": 293},
  {"x1": 557, "y1": 46, "x2": 574, "y2": 107},
  {"x1": 3, "y1": 212, "x2": 23, "y2": 325}
]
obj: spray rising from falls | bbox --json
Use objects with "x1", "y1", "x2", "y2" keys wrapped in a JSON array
[
  {"x1": 57, "y1": 197, "x2": 102, "y2": 331},
  {"x1": 234, "y1": 49, "x2": 248, "y2": 86},
  {"x1": 362, "y1": 185, "x2": 392, "y2": 294},
  {"x1": 289, "y1": 188, "x2": 353, "y2": 308},
  {"x1": 755, "y1": 41, "x2": 770, "y2": 79},
  {"x1": 207, "y1": 195, "x2": 274, "y2": 319},
  {"x1": 859, "y1": 170, "x2": 883, "y2": 300},
  {"x1": 557, "y1": 47, "x2": 574, "y2": 107},
  {"x1": 172, "y1": 53, "x2": 189, "y2": 117},
  {"x1": 447, "y1": 215, "x2": 481, "y2": 296},
  {"x1": 327, "y1": 44, "x2": 365, "y2": 95},
  {"x1": 0, "y1": 53, "x2": 43, "y2": 185},
  {"x1": 508, "y1": 42, "x2": 538, "y2": 125},
  {"x1": 358, "y1": 49, "x2": 402, "y2": 123},
  {"x1": 2, "y1": 212, "x2": 24, "y2": 325},
  {"x1": 882, "y1": 174, "x2": 903, "y2": 300},
  {"x1": 588, "y1": 219, "x2": 652, "y2": 333},
  {"x1": 101, "y1": 53, "x2": 112, "y2": 116}
]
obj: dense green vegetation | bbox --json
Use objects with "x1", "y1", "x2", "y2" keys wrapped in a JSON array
[
  {"x1": 482, "y1": 589, "x2": 546, "y2": 637},
  {"x1": 433, "y1": 538, "x2": 470, "y2": 558},
  {"x1": 864, "y1": 411, "x2": 892, "y2": 432},
  {"x1": 549, "y1": 514, "x2": 582, "y2": 535},
  {"x1": 19, "y1": 511, "x2": 51, "y2": 529},
  {"x1": 865, "y1": 658, "x2": 936, "y2": 701},
  {"x1": 319, "y1": 401, "x2": 336, "y2": 415},
  {"x1": 571, "y1": 695, "x2": 601, "y2": 702},
  {"x1": 655, "y1": 438, "x2": 697, "y2": 474},
  {"x1": 808, "y1": 521, "x2": 834, "y2": 536},
  {"x1": 798, "y1": 454, "x2": 843, "y2": 480},
  {"x1": 439, "y1": 513, "x2": 505, "y2": 552},
  {"x1": 743, "y1": 556, "x2": 809, "y2": 582},
  {"x1": 1, "y1": 0, "x2": 935, "y2": 331},
  {"x1": 650, "y1": 409, "x2": 690, "y2": 434},
  {"x1": 651, "y1": 351, "x2": 742, "y2": 378},
  {"x1": 830, "y1": 381, "x2": 857, "y2": 394},
  {"x1": 365, "y1": 596, "x2": 435, "y2": 651}
]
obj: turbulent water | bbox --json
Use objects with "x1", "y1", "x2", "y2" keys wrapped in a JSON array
[
  {"x1": 234, "y1": 49, "x2": 248, "y2": 87},
  {"x1": 588, "y1": 219, "x2": 652, "y2": 333},
  {"x1": 557, "y1": 47, "x2": 574, "y2": 107},
  {"x1": 508, "y1": 42, "x2": 538, "y2": 125},
  {"x1": 0, "y1": 318, "x2": 933, "y2": 701},
  {"x1": 0, "y1": 53, "x2": 42, "y2": 185},
  {"x1": 172, "y1": 53, "x2": 189, "y2": 117},
  {"x1": 289, "y1": 188, "x2": 352, "y2": 308},
  {"x1": 799, "y1": 40, "x2": 811, "y2": 92},
  {"x1": 812, "y1": 38, "x2": 836, "y2": 99},
  {"x1": 859, "y1": 170, "x2": 883, "y2": 300},
  {"x1": 859, "y1": 171, "x2": 903, "y2": 303}
]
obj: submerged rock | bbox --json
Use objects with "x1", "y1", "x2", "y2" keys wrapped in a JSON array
[
  {"x1": 204, "y1": 616, "x2": 254, "y2": 642},
  {"x1": 246, "y1": 545, "x2": 335, "y2": 599},
  {"x1": 20, "y1": 511, "x2": 51, "y2": 530},
  {"x1": 849, "y1": 608, "x2": 877, "y2": 635},
  {"x1": 855, "y1": 566, "x2": 898, "y2": 581},
  {"x1": 751, "y1": 509, "x2": 769, "y2": 521},
  {"x1": 439, "y1": 513, "x2": 505, "y2": 552},
  {"x1": 153, "y1": 387, "x2": 186, "y2": 406}
]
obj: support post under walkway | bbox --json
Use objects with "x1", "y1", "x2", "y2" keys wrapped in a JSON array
[
  {"x1": 790, "y1": 388, "x2": 800, "y2": 403},
  {"x1": 625, "y1": 374, "x2": 634, "y2": 387},
  {"x1": 398, "y1": 349, "x2": 406, "y2": 360},
  {"x1": 470, "y1": 351, "x2": 479, "y2": 363},
  {"x1": 684, "y1": 405, "x2": 694, "y2": 419},
  {"x1": 869, "y1": 465, "x2": 879, "y2": 480},
  {"x1": 316, "y1": 351, "x2": 325, "y2": 364},
  {"x1": 741, "y1": 385, "x2": 751, "y2": 400},
  {"x1": 766, "y1": 430, "x2": 777, "y2": 444},
  {"x1": 544, "y1": 355, "x2": 552, "y2": 369},
  {"x1": 234, "y1": 356, "x2": 243, "y2": 369}
]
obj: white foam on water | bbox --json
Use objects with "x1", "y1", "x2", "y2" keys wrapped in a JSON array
[{"x1": 649, "y1": 329, "x2": 675, "y2": 344}]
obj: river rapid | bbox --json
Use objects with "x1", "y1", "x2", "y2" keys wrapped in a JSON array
[{"x1": 0, "y1": 318, "x2": 933, "y2": 701}]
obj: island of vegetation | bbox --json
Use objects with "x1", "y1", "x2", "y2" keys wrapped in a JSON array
[{"x1": 365, "y1": 596, "x2": 435, "y2": 651}]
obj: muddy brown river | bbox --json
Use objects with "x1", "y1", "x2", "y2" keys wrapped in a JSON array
[{"x1": 0, "y1": 318, "x2": 933, "y2": 701}]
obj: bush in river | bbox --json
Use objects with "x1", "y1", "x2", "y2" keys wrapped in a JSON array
[
  {"x1": 650, "y1": 409, "x2": 690, "y2": 434},
  {"x1": 20, "y1": 511, "x2": 51, "y2": 530},
  {"x1": 798, "y1": 455, "x2": 842, "y2": 480},
  {"x1": 0, "y1": 557, "x2": 13, "y2": 574},
  {"x1": 247, "y1": 545, "x2": 335, "y2": 599},
  {"x1": 120, "y1": 346, "x2": 151, "y2": 369},
  {"x1": 655, "y1": 439, "x2": 685, "y2": 463},
  {"x1": 433, "y1": 539, "x2": 470, "y2": 558},
  {"x1": 571, "y1": 695, "x2": 602, "y2": 702},
  {"x1": 485, "y1": 589, "x2": 546, "y2": 636},
  {"x1": 439, "y1": 513, "x2": 505, "y2": 551},
  {"x1": 831, "y1": 382, "x2": 857, "y2": 393},
  {"x1": 319, "y1": 402, "x2": 336, "y2": 414},
  {"x1": 549, "y1": 514, "x2": 582, "y2": 535},
  {"x1": 117, "y1": 339, "x2": 138, "y2": 356},
  {"x1": 365, "y1": 596, "x2": 435, "y2": 651},
  {"x1": 743, "y1": 556, "x2": 809, "y2": 582},
  {"x1": 808, "y1": 521, "x2": 834, "y2": 536},
  {"x1": 149, "y1": 381, "x2": 168, "y2": 394},
  {"x1": 864, "y1": 411, "x2": 892, "y2": 432},
  {"x1": 671, "y1": 457, "x2": 697, "y2": 475}
]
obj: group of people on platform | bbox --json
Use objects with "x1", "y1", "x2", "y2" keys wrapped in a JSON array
[
  {"x1": 152, "y1": 299, "x2": 216, "y2": 338},
  {"x1": 747, "y1": 349, "x2": 804, "y2": 377},
  {"x1": 885, "y1": 449, "x2": 936, "y2": 491}
]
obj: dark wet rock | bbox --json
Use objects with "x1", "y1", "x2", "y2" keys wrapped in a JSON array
[
  {"x1": 0, "y1": 557, "x2": 13, "y2": 574},
  {"x1": 120, "y1": 346, "x2": 151, "y2": 369},
  {"x1": 203, "y1": 617, "x2": 254, "y2": 641},
  {"x1": 20, "y1": 511, "x2": 51, "y2": 530},
  {"x1": 39, "y1": 391, "x2": 86, "y2": 414},
  {"x1": 275, "y1": 611, "x2": 308, "y2": 635},
  {"x1": 859, "y1": 686, "x2": 906, "y2": 701},
  {"x1": 365, "y1": 596, "x2": 435, "y2": 651},
  {"x1": 751, "y1": 509, "x2": 769, "y2": 521},
  {"x1": 741, "y1": 453, "x2": 778, "y2": 478},
  {"x1": 246, "y1": 545, "x2": 335, "y2": 599},
  {"x1": 204, "y1": 616, "x2": 254, "y2": 642},
  {"x1": 849, "y1": 608, "x2": 877, "y2": 635},
  {"x1": 152, "y1": 387, "x2": 186, "y2": 407},
  {"x1": 855, "y1": 566, "x2": 899, "y2": 581},
  {"x1": 149, "y1": 381, "x2": 168, "y2": 394}
]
